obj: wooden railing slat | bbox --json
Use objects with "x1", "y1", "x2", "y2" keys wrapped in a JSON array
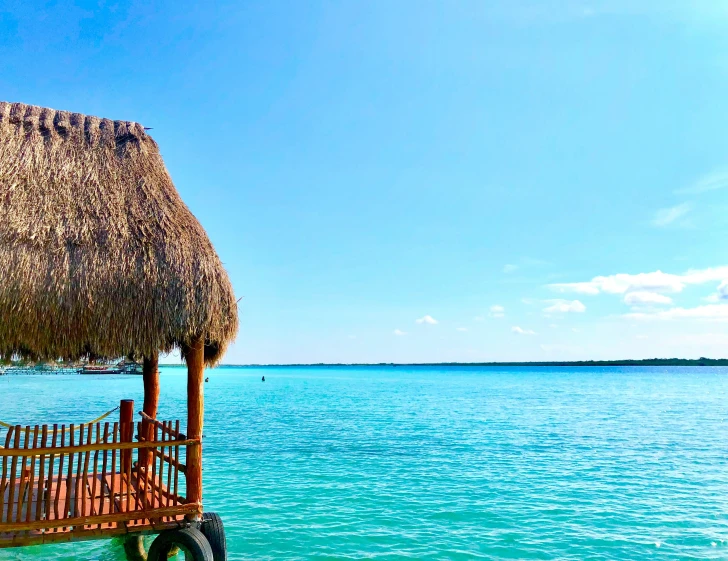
[
  {"x1": 53, "y1": 426, "x2": 64, "y2": 521},
  {"x1": 44, "y1": 424, "x2": 57, "y2": 523},
  {"x1": 25, "y1": 425, "x2": 39, "y2": 522},
  {"x1": 149, "y1": 422, "x2": 158, "y2": 511},
  {"x1": 173, "y1": 420, "x2": 180, "y2": 506},
  {"x1": 99, "y1": 422, "x2": 110, "y2": 517},
  {"x1": 0, "y1": 426, "x2": 14, "y2": 520},
  {"x1": 7, "y1": 426, "x2": 21, "y2": 523},
  {"x1": 110, "y1": 422, "x2": 118, "y2": 516},
  {"x1": 16, "y1": 426, "x2": 30, "y2": 522},
  {"x1": 66, "y1": 424, "x2": 76, "y2": 519},
  {"x1": 34, "y1": 425, "x2": 48, "y2": 523},
  {"x1": 164, "y1": 421, "x2": 171, "y2": 510}
]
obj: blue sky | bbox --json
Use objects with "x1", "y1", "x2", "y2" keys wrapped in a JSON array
[{"x1": 3, "y1": 1, "x2": 728, "y2": 363}]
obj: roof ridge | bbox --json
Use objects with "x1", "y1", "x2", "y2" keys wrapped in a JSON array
[{"x1": 0, "y1": 101, "x2": 149, "y2": 141}]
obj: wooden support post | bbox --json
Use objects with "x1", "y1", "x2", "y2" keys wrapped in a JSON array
[
  {"x1": 119, "y1": 400, "x2": 134, "y2": 475},
  {"x1": 143, "y1": 354, "x2": 160, "y2": 419},
  {"x1": 183, "y1": 335, "x2": 205, "y2": 519},
  {"x1": 141, "y1": 354, "x2": 159, "y2": 468}
]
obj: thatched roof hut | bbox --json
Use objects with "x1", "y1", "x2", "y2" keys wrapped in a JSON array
[{"x1": 0, "y1": 101, "x2": 238, "y2": 365}]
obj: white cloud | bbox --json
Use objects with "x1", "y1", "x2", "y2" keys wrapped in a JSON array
[
  {"x1": 415, "y1": 315, "x2": 438, "y2": 325},
  {"x1": 474, "y1": 316, "x2": 485, "y2": 322},
  {"x1": 625, "y1": 304, "x2": 728, "y2": 321},
  {"x1": 706, "y1": 280, "x2": 728, "y2": 302},
  {"x1": 393, "y1": 329, "x2": 407, "y2": 336},
  {"x1": 635, "y1": 334, "x2": 649, "y2": 339},
  {"x1": 543, "y1": 299, "x2": 586, "y2": 313},
  {"x1": 348, "y1": 335, "x2": 357, "y2": 339},
  {"x1": 549, "y1": 266, "x2": 728, "y2": 295},
  {"x1": 456, "y1": 327, "x2": 468, "y2": 332},
  {"x1": 623, "y1": 291, "x2": 673, "y2": 306},
  {"x1": 489, "y1": 305, "x2": 505, "y2": 318},
  {"x1": 652, "y1": 203, "x2": 692, "y2": 227},
  {"x1": 676, "y1": 169, "x2": 728, "y2": 194},
  {"x1": 512, "y1": 326, "x2": 536, "y2": 335},
  {"x1": 503, "y1": 264, "x2": 518, "y2": 273}
]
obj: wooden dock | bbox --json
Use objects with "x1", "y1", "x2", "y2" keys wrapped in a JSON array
[{"x1": 0, "y1": 414, "x2": 200, "y2": 547}]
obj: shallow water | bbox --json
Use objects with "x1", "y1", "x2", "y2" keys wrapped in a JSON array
[{"x1": 2, "y1": 366, "x2": 728, "y2": 560}]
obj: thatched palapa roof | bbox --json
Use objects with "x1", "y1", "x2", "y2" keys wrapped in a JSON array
[{"x1": 0, "y1": 102, "x2": 238, "y2": 364}]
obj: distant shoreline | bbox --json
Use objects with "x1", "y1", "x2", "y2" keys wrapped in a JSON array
[
  {"x1": 203, "y1": 358, "x2": 728, "y2": 368},
  {"x1": 5, "y1": 358, "x2": 726, "y2": 373}
]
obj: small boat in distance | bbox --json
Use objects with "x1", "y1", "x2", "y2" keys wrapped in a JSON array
[{"x1": 78, "y1": 359, "x2": 143, "y2": 375}]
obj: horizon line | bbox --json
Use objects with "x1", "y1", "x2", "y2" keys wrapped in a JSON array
[{"x1": 158, "y1": 357, "x2": 728, "y2": 368}]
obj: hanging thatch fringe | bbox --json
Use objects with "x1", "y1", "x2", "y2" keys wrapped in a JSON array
[{"x1": 0, "y1": 102, "x2": 238, "y2": 364}]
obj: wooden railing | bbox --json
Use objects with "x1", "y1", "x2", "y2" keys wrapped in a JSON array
[{"x1": 0, "y1": 416, "x2": 199, "y2": 547}]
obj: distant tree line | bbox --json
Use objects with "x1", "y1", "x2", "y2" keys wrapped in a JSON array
[{"x1": 224, "y1": 357, "x2": 728, "y2": 368}]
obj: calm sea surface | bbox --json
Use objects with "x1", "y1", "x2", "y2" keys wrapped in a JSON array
[{"x1": 2, "y1": 366, "x2": 728, "y2": 560}]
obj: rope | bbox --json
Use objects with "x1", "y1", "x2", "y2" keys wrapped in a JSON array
[{"x1": 0, "y1": 406, "x2": 120, "y2": 433}]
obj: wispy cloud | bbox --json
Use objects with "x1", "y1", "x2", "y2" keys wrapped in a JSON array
[
  {"x1": 415, "y1": 315, "x2": 438, "y2": 325},
  {"x1": 456, "y1": 327, "x2": 468, "y2": 332},
  {"x1": 512, "y1": 326, "x2": 536, "y2": 335},
  {"x1": 549, "y1": 266, "x2": 728, "y2": 295},
  {"x1": 489, "y1": 305, "x2": 505, "y2": 318},
  {"x1": 625, "y1": 304, "x2": 728, "y2": 321},
  {"x1": 503, "y1": 264, "x2": 518, "y2": 273},
  {"x1": 676, "y1": 170, "x2": 728, "y2": 195},
  {"x1": 543, "y1": 299, "x2": 586, "y2": 313},
  {"x1": 652, "y1": 203, "x2": 692, "y2": 227},
  {"x1": 623, "y1": 291, "x2": 673, "y2": 306},
  {"x1": 393, "y1": 329, "x2": 407, "y2": 336}
]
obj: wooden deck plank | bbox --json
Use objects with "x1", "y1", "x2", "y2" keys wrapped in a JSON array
[{"x1": 2, "y1": 471, "x2": 180, "y2": 525}]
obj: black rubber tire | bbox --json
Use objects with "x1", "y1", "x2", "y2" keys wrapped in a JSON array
[
  {"x1": 148, "y1": 527, "x2": 213, "y2": 561},
  {"x1": 201, "y1": 512, "x2": 227, "y2": 561}
]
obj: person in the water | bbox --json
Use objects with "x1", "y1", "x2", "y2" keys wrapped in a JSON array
[{"x1": 262, "y1": 375, "x2": 265, "y2": 382}]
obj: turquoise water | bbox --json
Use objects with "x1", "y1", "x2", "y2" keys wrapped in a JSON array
[{"x1": 2, "y1": 366, "x2": 728, "y2": 560}]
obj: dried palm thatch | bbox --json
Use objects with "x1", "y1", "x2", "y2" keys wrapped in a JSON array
[{"x1": 0, "y1": 102, "x2": 238, "y2": 364}]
